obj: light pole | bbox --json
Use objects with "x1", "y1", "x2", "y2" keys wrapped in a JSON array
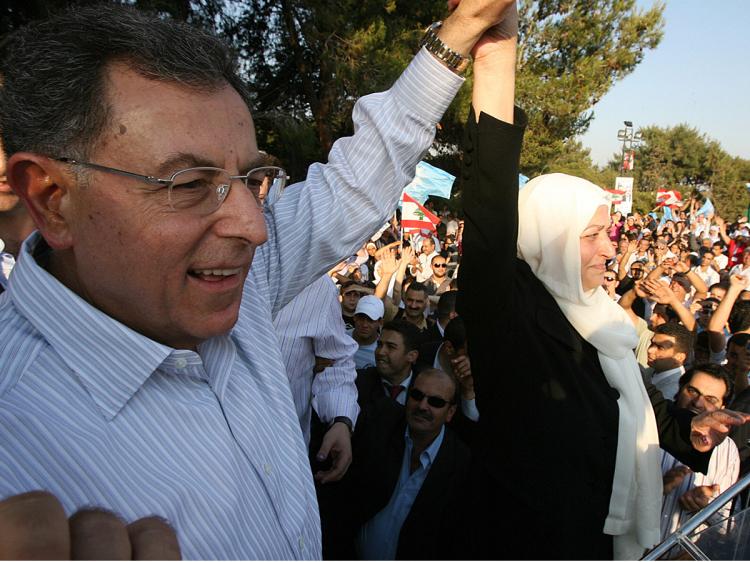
[{"x1": 616, "y1": 120, "x2": 643, "y2": 175}]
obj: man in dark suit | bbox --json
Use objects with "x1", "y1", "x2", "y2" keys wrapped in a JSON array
[
  {"x1": 422, "y1": 290, "x2": 458, "y2": 345},
  {"x1": 355, "y1": 320, "x2": 422, "y2": 408},
  {"x1": 322, "y1": 367, "x2": 470, "y2": 560}
]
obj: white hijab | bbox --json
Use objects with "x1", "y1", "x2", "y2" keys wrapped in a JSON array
[{"x1": 517, "y1": 173, "x2": 662, "y2": 559}]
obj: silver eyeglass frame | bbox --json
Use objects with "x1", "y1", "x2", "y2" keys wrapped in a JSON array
[{"x1": 55, "y1": 157, "x2": 287, "y2": 212}]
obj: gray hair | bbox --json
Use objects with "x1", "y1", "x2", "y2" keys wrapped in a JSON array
[{"x1": 0, "y1": 4, "x2": 250, "y2": 161}]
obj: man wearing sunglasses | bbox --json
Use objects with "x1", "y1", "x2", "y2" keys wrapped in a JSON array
[
  {"x1": 0, "y1": 1, "x2": 517, "y2": 558},
  {"x1": 325, "y1": 368, "x2": 470, "y2": 559},
  {"x1": 425, "y1": 254, "x2": 453, "y2": 298}
]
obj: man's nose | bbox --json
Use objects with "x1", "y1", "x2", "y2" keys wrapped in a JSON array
[{"x1": 212, "y1": 180, "x2": 268, "y2": 244}]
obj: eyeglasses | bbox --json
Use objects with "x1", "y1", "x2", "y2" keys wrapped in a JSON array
[
  {"x1": 55, "y1": 157, "x2": 287, "y2": 215},
  {"x1": 432, "y1": 263, "x2": 448, "y2": 268},
  {"x1": 682, "y1": 385, "x2": 722, "y2": 408},
  {"x1": 408, "y1": 387, "x2": 454, "y2": 408}
]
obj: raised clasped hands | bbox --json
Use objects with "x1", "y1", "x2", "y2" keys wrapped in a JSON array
[{"x1": 445, "y1": 0, "x2": 517, "y2": 60}]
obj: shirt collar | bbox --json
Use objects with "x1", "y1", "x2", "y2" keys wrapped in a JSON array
[
  {"x1": 10, "y1": 233, "x2": 174, "y2": 421},
  {"x1": 382, "y1": 371, "x2": 413, "y2": 391},
  {"x1": 405, "y1": 425, "x2": 445, "y2": 469},
  {"x1": 652, "y1": 365, "x2": 685, "y2": 383}
]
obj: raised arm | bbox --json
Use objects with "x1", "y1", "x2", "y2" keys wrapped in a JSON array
[
  {"x1": 642, "y1": 278, "x2": 696, "y2": 331},
  {"x1": 458, "y1": 3, "x2": 523, "y2": 309},
  {"x1": 262, "y1": 0, "x2": 518, "y2": 315},
  {"x1": 618, "y1": 239, "x2": 637, "y2": 281},
  {"x1": 707, "y1": 274, "x2": 748, "y2": 353}
]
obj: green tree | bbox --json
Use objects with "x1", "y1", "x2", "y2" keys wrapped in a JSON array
[
  {"x1": 214, "y1": 0, "x2": 665, "y2": 181},
  {"x1": 2, "y1": 0, "x2": 665, "y2": 186},
  {"x1": 516, "y1": 0, "x2": 664, "y2": 175},
  {"x1": 617, "y1": 125, "x2": 750, "y2": 219}
]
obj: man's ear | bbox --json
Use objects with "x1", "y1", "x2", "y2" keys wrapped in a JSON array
[
  {"x1": 445, "y1": 403, "x2": 457, "y2": 424},
  {"x1": 675, "y1": 350, "x2": 687, "y2": 367},
  {"x1": 406, "y1": 349, "x2": 419, "y2": 365},
  {"x1": 7, "y1": 153, "x2": 74, "y2": 250}
]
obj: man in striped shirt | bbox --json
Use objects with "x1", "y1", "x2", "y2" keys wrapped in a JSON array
[
  {"x1": 660, "y1": 364, "x2": 740, "y2": 542},
  {"x1": 0, "y1": 0, "x2": 517, "y2": 558}
]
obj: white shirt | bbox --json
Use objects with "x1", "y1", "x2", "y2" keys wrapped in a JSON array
[
  {"x1": 0, "y1": 251, "x2": 14, "y2": 290},
  {"x1": 693, "y1": 265, "x2": 720, "y2": 289},
  {"x1": 730, "y1": 263, "x2": 750, "y2": 282},
  {"x1": 0, "y1": 49, "x2": 464, "y2": 560},
  {"x1": 713, "y1": 253, "x2": 728, "y2": 271},
  {"x1": 414, "y1": 250, "x2": 439, "y2": 283},
  {"x1": 274, "y1": 275, "x2": 359, "y2": 445},
  {"x1": 660, "y1": 439, "x2": 740, "y2": 541}
]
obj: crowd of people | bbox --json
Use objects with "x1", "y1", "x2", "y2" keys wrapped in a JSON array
[{"x1": 1, "y1": 1, "x2": 749, "y2": 561}]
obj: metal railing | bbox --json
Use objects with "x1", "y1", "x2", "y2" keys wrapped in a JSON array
[{"x1": 643, "y1": 470, "x2": 750, "y2": 560}]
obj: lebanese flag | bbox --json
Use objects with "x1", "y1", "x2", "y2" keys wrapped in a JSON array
[
  {"x1": 656, "y1": 189, "x2": 682, "y2": 208},
  {"x1": 605, "y1": 189, "x2": 626, "y2": 204},
  {"x1": 401, "y1": 192, "x2": 441, "y2": 233}
]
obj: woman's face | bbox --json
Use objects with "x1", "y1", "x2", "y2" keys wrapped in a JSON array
[{"x1": 580, "y1": 205, "x2": 615, "y2": 291}]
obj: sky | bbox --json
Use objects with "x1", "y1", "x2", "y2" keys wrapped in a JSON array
[{"x1": 579, "y1": 0, "x2": 750, "y2": 167}]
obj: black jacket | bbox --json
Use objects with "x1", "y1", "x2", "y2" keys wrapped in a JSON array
[
  {"x1": 457, "y1": 108, "x2": 708, "y2": 559},
  {"x1": 319, "y1": 396, "x2": 471, "y2": 560}
]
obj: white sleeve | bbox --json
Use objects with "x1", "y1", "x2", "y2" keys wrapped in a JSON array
[
  {"x1": 258, "y1": 49, "x2": 465, "y2": 316},
  {"x1": 311, "y1": 278, "x2": 360, "y2": 426},
  {"x1": 461, "y1": 397, "x2": 480, "y2": 422}
]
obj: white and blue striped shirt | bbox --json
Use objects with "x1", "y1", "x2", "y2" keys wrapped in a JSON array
[
  {"x1": 0, "y1": 49, "x2": 463, "y2": 560},
  {"x1": 273, "y1": 275, "x2": 359, "y2": 445}
]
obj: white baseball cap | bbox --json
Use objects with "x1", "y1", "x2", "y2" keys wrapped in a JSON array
[{"x1": 354, "y1": 295, "x2": 384, "y2": 321}]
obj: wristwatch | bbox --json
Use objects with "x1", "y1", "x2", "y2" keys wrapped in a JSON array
[
  {"x1": 332, "y1": 416, "x2": 354, "y2": 435},
  {"x1": 419, "y1": 21, "x2": 471, "y2": 75}
]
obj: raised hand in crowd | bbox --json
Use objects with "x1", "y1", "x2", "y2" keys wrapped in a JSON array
[
  {"x1": 690, "y1": 408, "x2": 750, "y2": 452},
  {"x1": 374, "y1": 247, "x2": 399, "y2": 300},
  {"x1": 0, "y1": 491, "x2": 180, "y2": 560},
  {"x1": 707, "y1": 273, "x2": 749, "y2": 355},
  {"x1": 642, "y1": 278, "x2": 695, "y2": 330},
  {"x1": 450, "y1": 353, "x2": 475, "y2": 401}
]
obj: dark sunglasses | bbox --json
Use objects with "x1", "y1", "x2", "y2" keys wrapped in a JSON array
[
  {"x1": 432, "y1": 263, "x2": 448, "y2": 268},
  {"x1": 408, "y1": 388, "x2": 454, "y2": 408}
]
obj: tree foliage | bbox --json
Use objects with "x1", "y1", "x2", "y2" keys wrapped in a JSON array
[
  {"x1": 2, "y1": 0, "x2": 664, "y2": 182},
  {"x1": 516, "y1": 0, "x2": 664, "y2": 174},
  {"x1": 609, "y1": 125, "x2": 750, "y2": 219}
]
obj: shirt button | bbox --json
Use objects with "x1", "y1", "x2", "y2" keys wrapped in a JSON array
[
  {"x1": 175, "y1": 358, "x2": 187, "y2": 369},
  {"x1": 264, "y1": 463, "x2": 272, "y2": 475}
]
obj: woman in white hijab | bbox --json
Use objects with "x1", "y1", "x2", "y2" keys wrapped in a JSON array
[{"x1": 457, "y1": 4, "x2": 747, "y2": 559}]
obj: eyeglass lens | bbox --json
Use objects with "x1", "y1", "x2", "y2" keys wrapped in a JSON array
[
  {"x1": 408, "y1": 388, "x2": 450, "y2": 408},
  {"x1": 168, "y1": 166, "x2": 286, "y2": 214}
]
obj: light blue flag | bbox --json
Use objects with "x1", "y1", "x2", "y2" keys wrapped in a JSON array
[
  {"x1": 659, "y1": 206, "x2": 675, "y2": 227},
  {"x1": 696, "y1": 198, "x2": 714, "y2": 217},
  {"x1": 402, "y1": 161, "x2": 455, "y2": 204}
]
